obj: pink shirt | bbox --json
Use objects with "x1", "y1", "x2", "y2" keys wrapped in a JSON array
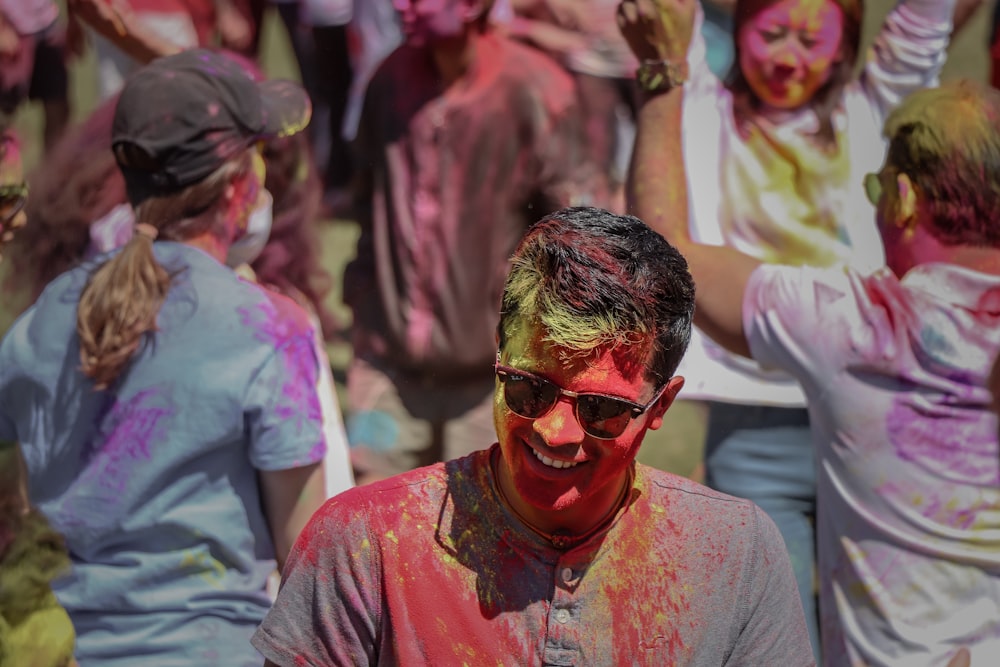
[{"x1": 345, "y1": 33, "x2": 592, "y2": 378}]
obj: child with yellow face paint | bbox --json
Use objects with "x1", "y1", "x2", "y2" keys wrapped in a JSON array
[{"x1": 620, "y1": 0, "x2": 955, "y2": 659}]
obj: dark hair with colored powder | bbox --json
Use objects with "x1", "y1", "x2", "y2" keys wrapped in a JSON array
[
  {"x1": 883, "y1": 79, "x2": 1000, "y2": 247},
  {"x1": 497, "y1": 206, "x2": 695, "y2": 386},
  {"x1": 726, "y1": 0, "x2": 863, "y2": 147}
]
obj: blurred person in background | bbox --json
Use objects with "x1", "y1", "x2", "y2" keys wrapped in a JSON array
[
  {"x1": 0, "y1": 50, "x2": 328, "y2": 666},
  {"x1": 4, "y1": 51, "x2": 353, "y2": 496},
  {"x1": 0, "y1": 0, "x2": 69, "y2": 151},
  {"x1": 0, "y1": 130, "x2": 78, "y2": 667},
  {"x1": 343, "y1": 0, "x2": 594, "y2": 485}
]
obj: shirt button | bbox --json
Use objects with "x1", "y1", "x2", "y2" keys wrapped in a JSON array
[
  {"x1": 561, "y1": 567, "x2": 574, "y2": 582},
  {"x1": 554, "y1": 608, "x2": 571, "y2": 624}
]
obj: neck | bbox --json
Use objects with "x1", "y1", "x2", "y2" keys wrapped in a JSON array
[
  {"x1": 943, "y1": 245, "x2": 1000, "y2": 276},
  {"x1": 181, "y1": 231, "x2": 229, "y2": 264},
  {"x1": 894, "y1": 222, "x2": 1000, "y2": 277},
  {"x1": 493, "y1": 455, "x2": 633, "y2": 548},
  {"x1": 430, "y1": 30, "x2": 478, "y2": 88}
]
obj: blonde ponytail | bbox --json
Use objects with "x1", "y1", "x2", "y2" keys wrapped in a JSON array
[
  {"x1": 75, "y1": 149, "x2": 254, "y2": 389},
  {"x1": 76, "y1": 233, "x2": 170, "y2": 390}
]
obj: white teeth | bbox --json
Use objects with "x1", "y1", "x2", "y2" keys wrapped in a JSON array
[{"x1": 532, "y1": 449, "x2": 579, "y2": 469}]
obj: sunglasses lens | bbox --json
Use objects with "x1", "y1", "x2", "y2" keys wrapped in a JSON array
[
  {"x1": 502, "y1": 372, "x2": 559, "y2": 419},
  {"x1": 576, "y1": 395, "x2": 633, "y2": 439}
]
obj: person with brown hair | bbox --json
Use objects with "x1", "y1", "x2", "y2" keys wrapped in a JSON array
[{"x1": 0, "y1": 49, "x2": 328, "y2": 666}]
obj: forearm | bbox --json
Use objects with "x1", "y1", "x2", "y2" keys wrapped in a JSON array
[
  {"x1": 628, "y1": 89, "x2": 757, "y2": 357},
  {"x1": 862, "y1": 0, "x2": 956, "y2": 116},
  {"x1": 627, "y1": 89, "x2": 689, "y2": 249},
  {"x1": 116, "y1": 21, "x2": 183, "y2": 63},
  {"x1": 260, "y1": 462, "x2": 325, "y2": 571}
]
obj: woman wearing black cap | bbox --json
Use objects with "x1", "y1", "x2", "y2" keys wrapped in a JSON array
[{"x1": 0, "y1": 50, "x2": 327, "y2": 666}]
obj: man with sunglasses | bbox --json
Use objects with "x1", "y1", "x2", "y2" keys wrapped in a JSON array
[
  {"x1": 254, "y1": 205, "x2": 814, "y2": 666},
  {"x1": 621, "y1": 0, "x2": 1000, "y2": 664}
]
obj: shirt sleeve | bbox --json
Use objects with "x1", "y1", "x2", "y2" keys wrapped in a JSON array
[
  {"x1": 859, "y1": 0, "x2": 955, "y2": 124},
  {"x1": 251, "y1": 492, "x2": 380, "y2": 666},
  {"x1": 725, "y1": 505, "x2": 817, "y2": 666},
  {"x1": 244, "y1": 318, "x2": 326, "y2": 471},
  {"x1": 743, "y1": 263, "x2": 856, "y2": 395}
]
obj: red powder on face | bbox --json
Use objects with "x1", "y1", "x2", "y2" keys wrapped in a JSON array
[
  {"x1": 494, "y1": 320, "x2": 664, "y2": 535},
  {"x1": 737, "y1": 0, "x2": 845, "y2": 109}
]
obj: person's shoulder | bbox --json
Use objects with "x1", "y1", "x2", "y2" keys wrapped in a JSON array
[
  {"x1": 317, "y1": 451, "x2": 490, "y2": 528},
  {"x1": 372, "y1": 42, "x2": 424, "y2": 82},
  {"x1": 251, "y1": 282, "x2": 316, "y2": 335},
  {"x1": 636, "y1": 466, "x2": 788, "y2": 564},
  {"x1": 748, "y1": 262, "x2": 861, "y2": 310},
  {"x1": 495, "y1": 34, "x2": 571, "y2": 77},
  {"x1": 320, "y1": 461, "x2": 453, "y2": 519},
  {"x1": 9, "y1": 260, "x2": 91, "y2": 333},
  {"x1": 162, "y1": 245, "x2": 315, "y2": 335},
  {"x1": 638, "y1": 464, "x2": 760, "y2": 525},
  {"x1": 490, "y1": 34, "x2": 575, "y2": 102}
]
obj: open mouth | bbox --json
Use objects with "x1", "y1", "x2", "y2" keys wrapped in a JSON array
[{"x1": 530, "y1": 446, "x2": 581, "y2": 469}]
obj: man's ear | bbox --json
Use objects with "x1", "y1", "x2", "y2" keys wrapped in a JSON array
[
  {"x1": 895, "y1": 172, "x2": 918, "y2": 232},
  {"x1": 645, "y1": 376, "x2": 685, "y2": 431}
]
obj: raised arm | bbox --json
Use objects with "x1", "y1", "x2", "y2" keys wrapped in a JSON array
[
  {"x1": 619, "y1": 0, "x2": 760, "y2": 357},
  {"x1": 860, "y1": 0, "x2": 957, "y2": 121},
  {"x1": 67, "y1": 0, "x2": 183, "y2": 63}
]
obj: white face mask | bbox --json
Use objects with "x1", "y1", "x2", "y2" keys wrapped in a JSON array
[{"x1": 226, "y1": 189, "x2": 273, "y2": 269}]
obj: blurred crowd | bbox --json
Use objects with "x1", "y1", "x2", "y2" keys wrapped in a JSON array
[{"x1": 1, "y1": 0, "x2": 999, "y2": 665}]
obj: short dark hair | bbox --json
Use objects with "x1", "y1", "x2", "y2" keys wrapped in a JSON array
[
  {"x1": 883, "y1": 79, "x2": 1000, "y2": 247},
  {"x1": 726, "y1": 0, "x2": 863, "y2": 147},
  {"x1": 497, "y1": 207, "x2": 695, "y2": 386}
]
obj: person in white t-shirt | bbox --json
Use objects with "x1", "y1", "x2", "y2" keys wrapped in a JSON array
[
  {"x1": 622, "y1": 0, "x2": 1000, "y2": 662},
  {"x1": 621, "y1": 0, "x2": 955, "y2": 657}
]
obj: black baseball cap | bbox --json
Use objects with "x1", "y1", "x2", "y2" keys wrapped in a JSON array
[{"x1": 112, "y1": 49, "x2": 311, "y2": 203}]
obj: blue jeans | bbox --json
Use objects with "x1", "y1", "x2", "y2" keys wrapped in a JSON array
[{"x1": 704, "y1": 402, "x2": 820, "y2": 664}]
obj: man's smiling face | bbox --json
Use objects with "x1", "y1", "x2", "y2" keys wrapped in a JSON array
[{"x1": 493, "y1": 317, "x2": 682, "y2": 534}]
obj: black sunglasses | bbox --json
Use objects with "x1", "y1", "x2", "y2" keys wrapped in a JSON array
[
  {"x1": 495, "y1": 361, "x2": 667, "y2": 440},
  {"x1": 0, "y1": 183, "x2": 27, "y2": 225}
]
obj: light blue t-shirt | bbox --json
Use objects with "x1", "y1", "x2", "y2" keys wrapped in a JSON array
[{"x1": 0, "y1": 242, "x2": 326, "y2": 667}]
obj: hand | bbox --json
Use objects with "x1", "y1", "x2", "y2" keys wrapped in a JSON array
[
  {"x1": 617, "y1": 0, "x2": 696, "y2": 63},
  {"x1": 67, "y1": 0, "x2": 132, "y2": 42}
]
